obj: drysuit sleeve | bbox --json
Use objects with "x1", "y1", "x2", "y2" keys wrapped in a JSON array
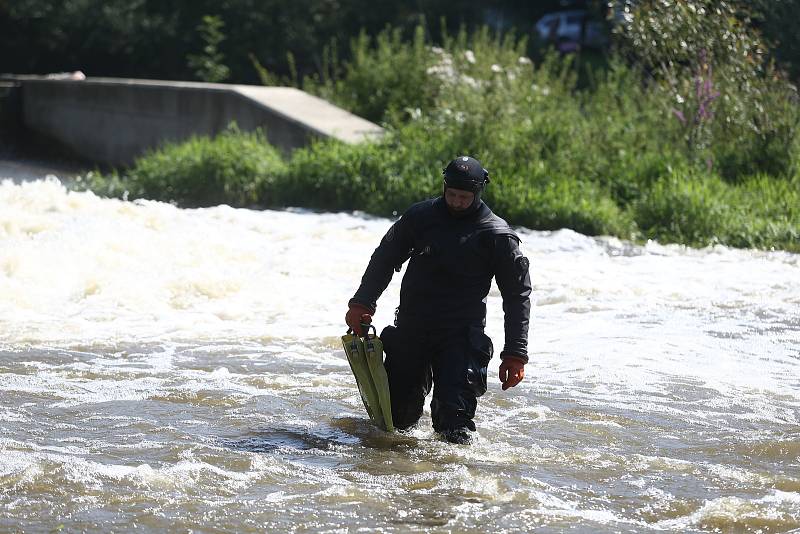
[
  {"x1": 493, "y1": 235, "x2": 532, "y2": 362},
  {"x1": 350, "y1": 214, "x2": 414, "y2": 312}
]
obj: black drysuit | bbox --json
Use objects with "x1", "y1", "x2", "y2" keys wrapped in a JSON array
[{"x1": 351, "y1": 196, "x2": 532, "y2": 432}]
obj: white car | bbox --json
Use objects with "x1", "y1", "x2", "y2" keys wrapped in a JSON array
[{"x1": 535, "y1": 10, "x2": 608, "y2": 50}]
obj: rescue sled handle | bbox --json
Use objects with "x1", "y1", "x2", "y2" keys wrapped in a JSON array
[
  {"x1": 346, "y1": 324, "x2": 377, "y2": 338},
  {"x1": 345, "y1": 313, "x2": 376, "y2": 339}
]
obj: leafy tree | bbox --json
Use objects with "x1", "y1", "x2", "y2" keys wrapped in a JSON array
[
  {"x1": 613, "y1": 0, "x2": 799, "y2": 178},
  {"x1": 187, "y1": 15, "x2": 230, "y2": 82},
  {"x1": 736, "y1": 0, "x2": 800, "y2": 82}
]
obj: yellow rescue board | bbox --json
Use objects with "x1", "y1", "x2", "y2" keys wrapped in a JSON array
[{"x1": 341, "y1": 332, "x2": 394, "y2": 432}]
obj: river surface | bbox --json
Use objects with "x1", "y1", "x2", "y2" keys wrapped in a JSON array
[{"x1": 1, "y1": 177, "x2": 799, "y2": 533}]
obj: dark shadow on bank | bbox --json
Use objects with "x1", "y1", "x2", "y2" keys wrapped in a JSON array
[
  {"x1": 0, "y1": 82, "x2": 100, "y2": 183},
  {"x1": 0, "y1": 126, "x2": 99, "y2": 184}
]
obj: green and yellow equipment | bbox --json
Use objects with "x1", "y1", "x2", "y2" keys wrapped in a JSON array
[{"x1": 341, "y1": 318, "x2": 394, "y2": 432}]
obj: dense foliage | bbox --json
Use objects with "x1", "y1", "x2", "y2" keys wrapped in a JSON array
[
  {"x1": 28, "y1": 0, "x2": 800, "y2": 251},
  {"x1": 0, "y1": 0, "x2": 593, "y2": 83},
  {"x1": 3, "y1": 1, "x2": 800, "y2": 83},
  {"x1": 76, "y1": 9, "x2": 800, "y2": 251}
]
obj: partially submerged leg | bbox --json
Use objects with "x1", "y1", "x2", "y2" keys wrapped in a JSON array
[
  {"x1": 430, "y1": 325, "x2": 493, "y2": 443},
  {"x1": 381, "y1": 326, "x2": 432, "y2": 430}
]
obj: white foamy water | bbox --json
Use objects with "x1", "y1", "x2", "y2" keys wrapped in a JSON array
[{"x1": 1, "y1": 177, "x2": 799, "y2": 533}]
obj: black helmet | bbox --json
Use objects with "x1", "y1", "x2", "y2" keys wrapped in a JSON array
[
  {"x1": 442, "y1": 156, "x2": 490, "y2": 193},
  {"x1": 442, "y1": 156, "x2": 490, "y2": 216}
]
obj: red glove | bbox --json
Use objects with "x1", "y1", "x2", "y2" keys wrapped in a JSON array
[
  {"x1": 345, "y1": 303, "x2": 373, "y2": 336},
  {"x1": 499, "y1": 356, "x2": 525, "y2": 390}
]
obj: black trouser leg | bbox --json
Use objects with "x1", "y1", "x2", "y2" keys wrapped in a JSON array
[
  {"x1": 381, "y1": 326, "x2": 432, "y2": 430},
  {"x1": 430, "y1": 325, "x2": 492, "y2": 432}
]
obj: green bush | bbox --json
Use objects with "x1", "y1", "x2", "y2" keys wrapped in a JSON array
[
  {"x1": 722, "y1": 174, "x2": 800, "y2": 250},
  {"x1": 279, "y1": 140, "x2": 394, "y2": 211},
  {"x1": 632, "y1": 170, "x2": 800, "y2": 251},
  {"x1": 76, "y1": 126, "x2": 287, "y2": 207},
  {"x1": 304, "y1": 25, "x2": 438, "y2": 124},
  {"x1": 490, "y1": 174, "x2": 633, "y2": 237},
  {"x1": 614, "y1": 0, "x2": 800, "y2": 181},
  {"x1": 633, "y1": 170, "x2": 734, "y2": 247}
]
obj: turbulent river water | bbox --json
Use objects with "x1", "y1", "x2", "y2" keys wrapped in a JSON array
[{"x1": 1, "y1": 177, "x2": 799, "y2": 533}]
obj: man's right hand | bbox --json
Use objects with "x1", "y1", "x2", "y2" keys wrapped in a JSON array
[{"x1": 345, "y1": 303, "x2": 373, "y2": 336}]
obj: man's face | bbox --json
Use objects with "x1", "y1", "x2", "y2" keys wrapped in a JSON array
[{"x1": 444, "y1": 187, "x2": 475, "y2": 213}]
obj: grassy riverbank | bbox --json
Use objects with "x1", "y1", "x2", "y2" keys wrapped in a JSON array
[
  {"x1": 77, "y1": 10, "x2": 800, "y2": 252},
  {"x1": 76, "y1": 122, "x2": 800, "y2": 252}
]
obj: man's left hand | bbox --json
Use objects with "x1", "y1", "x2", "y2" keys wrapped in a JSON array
[{"x1": 499, "y1": 356, "x2": 525, "y2": 390}]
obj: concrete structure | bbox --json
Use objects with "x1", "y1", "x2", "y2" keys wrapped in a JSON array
[
  {"x1": 5, "y1": 76, "x2": 383, "y2": 167},
  {"x1": 0, "y1": 81, "x2": 23, "y2": 136}
]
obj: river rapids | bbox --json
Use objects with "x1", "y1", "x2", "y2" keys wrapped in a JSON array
[{"x1": 1, "y1": 177, "x2": 798, "y2": 533}]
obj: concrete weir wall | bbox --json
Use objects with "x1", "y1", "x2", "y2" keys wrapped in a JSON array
[
  {"x1": 13, "y1": 77, "x2": 384, "y2": 166},
  {"x1": 0, "y1": 81, "x2": 22, "y2": 132}
]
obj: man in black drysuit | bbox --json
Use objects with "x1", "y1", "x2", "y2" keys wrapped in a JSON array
[{"x1": 345, "y1": 156, "x2": 531, "y2": 444}]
